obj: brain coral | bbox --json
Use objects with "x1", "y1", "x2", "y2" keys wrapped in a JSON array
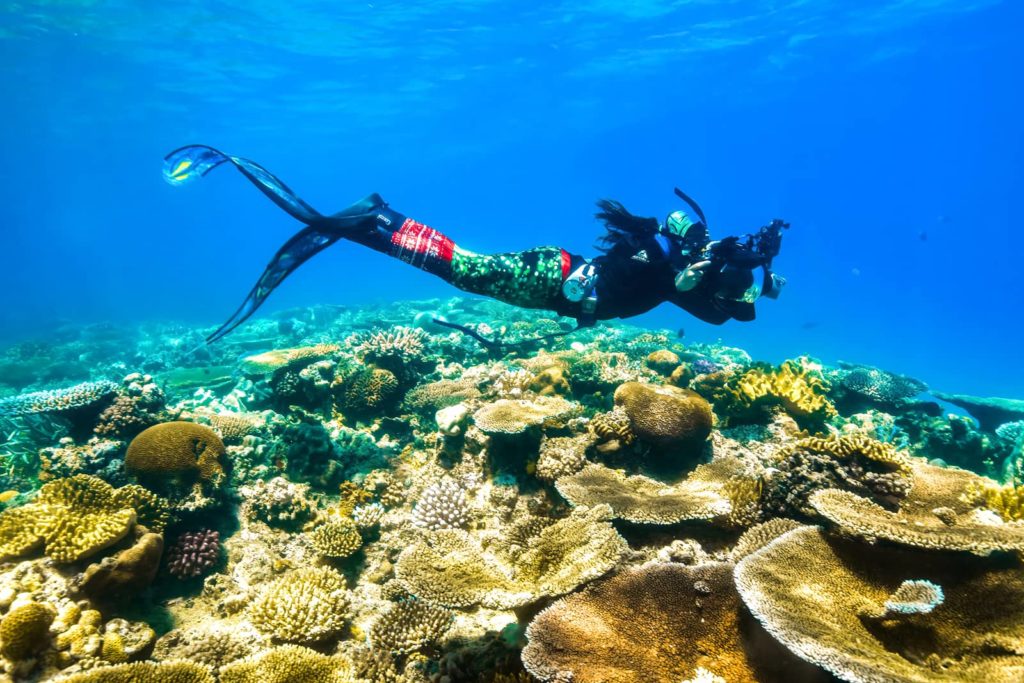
[
  {"x1": 522, "y1": 562, "x2": 760, "y2": 683},
  {"x1": 612, "y1": 382, "x2": 712, "y2": 449},
  {"x1": 734, "y1": 525, "x2": 1024, "y2": 683},
  {"x1": 395, "y1": 506, "x2": 625, "y2": 609},
  {"x1": 219, "y1": 645, "x2": 358, "y2": 683},
  {"x1": 472, "y1": 397, "x2": 577, "y2": 435},
  {"x1": 554, "y1": 462, "x2": 730, "y2": 524},
  {"x1": 125, "y1": 421, "x2": 226, "y2": 485},
  {"x1": 250, "y1": 567, "x2": 351, "y2": 643},
  {"x1": 309, "y1": 519, "x2": 362, "y2": 558},
  {"x1": 54, "y1": 661, "x2": 215, "y2": 682},
  {"x1": 0, "y1": 601, "x2": 55, "y2": 660},
  {"x1": 0, "y1": 474, "x2": 157, "y2": 563}
]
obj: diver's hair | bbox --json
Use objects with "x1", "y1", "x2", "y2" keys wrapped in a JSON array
[{"x1": 594, "y1": 199, "x2": 660, "y2": 253}]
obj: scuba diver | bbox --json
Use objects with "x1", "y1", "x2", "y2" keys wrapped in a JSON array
[{"x1": 163, "y1": 145, "x2": 789, "y2": 345}]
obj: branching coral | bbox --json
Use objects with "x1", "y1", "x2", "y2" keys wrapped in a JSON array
[
  {"x1": 239, "y1": 477, "x2": 315, "y2": 529},
  {"x1": 734, "y1": 525, "x2": 1024, "y2": 682},
  {"x1": 350, "y1": 326, "x2": 428, "y2": 370},
  {"x1": 403, "y1": 377, "x2": 481, "y2": 413},
  {"x1": 309, "y1": 519, "x2": 362, "y2": 558},
  {"x1": 369, "y1": 597, "x2": 453, "y2": 654},
  {"x1": 219, "y1": 645, "x2": 359, "y2": 683},
  {"x1": 554, "y1": 462, "x2": 730, "y2": 524},
  {"x1": 963, "y1": 482, "x2": 1024, "y2": 522},
  {"x1": 411, "y1": 477, "x2": 470, "y2": 531},
  {"x1": 535, "y1": 433, "x2": 594, "y2": 482},
  {"x1": 612, "y1": 381, "x2": 712, "y2": 449},
  {"x1": 522, "y1": 562, "x2": 760, "y2": 683},
  {"x1": 166, "y1": 529, "x2": 221, "y2": 579},
  {"x1": 54, "y1": 661, "x2": 215, "y2": 682},
  {"x1": 250, "y1": 567, "x2": 351, "y2": 643}
]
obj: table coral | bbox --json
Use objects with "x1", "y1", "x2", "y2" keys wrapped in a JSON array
[
  {"x1": 522, "y1": 562, "x2": 760, "y2": 683},
  {"x1": 472, "y1": 397, "x2": 577, "y2": 435},
  {"x1": 249, "y1": 567, "x2": 351, "y2": 643},
  {"x1": 554, "y1": 462, "x2": 730, "y2": 524},
  {"x1": 239, "y1": 344, "x2": 340, "y2": 375},
  {"x1": 734, "y1": 525, "x2": 1024, "y2": 682},
  {"x1": 0, "y1": 380, "x2": 118, "y2": 417}
]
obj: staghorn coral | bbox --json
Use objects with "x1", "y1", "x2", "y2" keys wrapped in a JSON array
[
  {"x1": 166, "y1": 529, "x2": 220, "y2": 579},
  {"x1": 54, "y1": 661, "x2": 215, "y2": 682},
  {"x1": 395, "y1": 506, "x2": 625, "y2": 609},
  {"x1": 239, "y1": 344, "x2": 340, "y2": 375},
  {"x1": 125, "y1": 421, "x2": 226, "y2": 486},
  {"x1": 472, "y1": 396, "x2": 577, "y2": 435},
  {"x1": 613, "y1": 381, "x2": 712, "y2": 450},
  {"x1": 411, "y1": 477, "x2": 470, "y2": 531},
  {"x1": 535, "y1": 433, "x2": 594, "y2": 482},
  {"x1": 219, "y1": 645, "x2": 358, "y2": 683},
  {"x1": 350, "y1": 326, "x2": 428, "y2": 371},
  {"x1": 309, "y1": 519, "x2": 362, "y2": 558},
  {"x1": 554, "y1": 462, "x2": 730, "y2": 524},
  {"x1": 0, "y1": 601, "x2": 55, "y2": 660},
  {"x1": 763, "y1": 432, "x2": 913, "y2": 518},
  {"x1": 522, "y1": 562, "x2": 760, "y2": 683},
  {"x1": 589, "y1": 406, "x2": 636, "y2": 446},
  {"x1": 734, "y1": 525, "x2": 1024, "y2": 683},
  {"x1": 249, "y1": 566, "x2": 351, "y2": 643},
  {"x1": 0, "y1": 474, "x2": 155, "y2": 563},
  {"x1": 369, "y1": 597, "x2": 453, "y2": 654},
  {"x1": 0, "y1": 380, "x2": 118, "y2": 417},
  {"x1": 809, "y1": 488, "x2": 1024, "y2": 554},
  {"x1": 730, "y1": 360, "x2": 836, "y2": 424}
]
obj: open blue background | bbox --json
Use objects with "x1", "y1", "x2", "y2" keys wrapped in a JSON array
[{"x1": 1, "y1": 0, "x2": 1020, "y2": 396}]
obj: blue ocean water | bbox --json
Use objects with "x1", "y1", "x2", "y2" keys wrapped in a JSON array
[{"x1": 1, "y1": 0, "x2": 1020, "y2": 397}]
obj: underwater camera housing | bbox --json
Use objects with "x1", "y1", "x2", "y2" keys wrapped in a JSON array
[{"x1": 672, "y1": 187, "x2": 789, "y2": 269}]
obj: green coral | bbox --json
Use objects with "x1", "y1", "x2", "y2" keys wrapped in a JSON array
[
  {"x1": 250, "y1": 567, "x2": 351, "y2": 643},
  {"x1": 220, "y1": 645, "x2": 359, "y2": 683},
  {"x1": 0, "y1": 474, "x2": 165, "y2": 563},
  {"x1": 0, "y1": 601, "x2": 55, "y2": 660}
]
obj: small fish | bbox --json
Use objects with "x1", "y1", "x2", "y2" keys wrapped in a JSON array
[
  {"x1": 918, "y1": 230, "x2": 928, "y2": 242},
  {"x1": 676, "y1": 328, "x2": 686, "y2": 339},
  {"x1": 0, "y1": 490, "x2": 19, "y2": 503}
]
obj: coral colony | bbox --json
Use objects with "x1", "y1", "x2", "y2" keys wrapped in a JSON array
[{"x1": 0, "y1": 296, "x2": 1022, "y2": 681}]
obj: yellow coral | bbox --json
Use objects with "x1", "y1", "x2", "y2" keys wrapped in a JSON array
[
  {"x1": 369, "y1": 598, "x2": 452, "y2": 654},
  {"x1": 963, "y1": 482, "x2": 1024, "y2": 522},
  {"x1": 55, "y1": 661, "x2": 215, "y2": 682},
  {"x1": 784, "y1": 432, "x2": 911, "y2": 475},
  {"x1": 0, "y1": 475, "x2": 152, "y2": 563},
  {"x1": 220, "y1": 645, "x2": 359, "y2": 683},
  {"x1": 250, "y1": 567, "x2": 351, "y2": 643},
  {"x1": 309, "y1": 519, "x2": 362, "y2": 558},
  {"x1": 125, "y1": 421, "x2": 226, "y2": 484},
  {"x1": 732, "y1": 360, "x2": 836, "y2": 420},
  {"x1": 240, "y1": 344, "x2": 340, "y2": 374},
  {"x1": 0, "y1": 601, "x2": 55, "y2": 660}
]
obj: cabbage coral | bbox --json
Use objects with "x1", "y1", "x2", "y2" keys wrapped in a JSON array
[{"x1": 730, "y1": 359, "x2": 836, "y2": 423}]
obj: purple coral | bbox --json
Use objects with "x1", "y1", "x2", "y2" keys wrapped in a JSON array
[
  {"x1": 691, "y1": 358, "x2": 720, "y2": 375},
  {"x1": 166, "y1": 529, "x2": 220, "y2": 579}
]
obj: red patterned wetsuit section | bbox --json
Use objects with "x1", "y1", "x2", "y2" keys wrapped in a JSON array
[
  {"x1": 389, "y1": 219, "x2": 456, "y2": 279},
  {"x1": 560, "y1": 249, "x2": 572, "y2": 279}
]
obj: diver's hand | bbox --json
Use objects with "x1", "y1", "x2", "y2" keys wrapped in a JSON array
[{"x1": 674, "y1": 260, "x2": 712, "y2": 292}]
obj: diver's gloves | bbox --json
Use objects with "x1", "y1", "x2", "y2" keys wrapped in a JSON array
[
  {"x1": 674, "y1": 260, "x2": 712, "y2": 292},
  {"x1": 163, "y1": 144, "x2": 385, "y2": 344}
]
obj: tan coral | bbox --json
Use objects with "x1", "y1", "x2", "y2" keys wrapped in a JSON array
[
  {"x1": 309, "y1": 519, "x2": 362, "y2": 558},
  {"x1": 732, "y1": 360, "x2": 836, "y2": 421},
  {"x1": 729, "y1": 518, "x2": 804, "y2": 561},
  {"x1": 734, "y1": 525, "x2": 1024, "y2": 683},
  {"x1": 522, "y1": 562, "x2": 759, "y2": 683},
  {"x1": 369, "y1": 597, "x2": 453, "y2": 654},
  {"x1": 250, "y1": 567, "x2": 351, "y2": 643},
  {"x1": 644, "y1": 349, "x2": 681, "y2": 376},
  {"x1": 589, "y1": 407, "x2": 636, "y2": 446},
  {"x1": 239, "y1": 344, "x2": 340, "y2": 374},
  {"x1": 472, "y1": 396, "x2": 578, "y2": 435},
  {"x1": 125, "y1": 421, "x2": 226, "y2": 485},
  {"x1": 395, "y1": 506, "x2": 625, "y2": 608},
  {"x1": 613, "y1": 381, "x2": 712, "y2": 449},
  {"x1": 809, "y1": 488, "x2": 1024, "y2": 554},
  {"x1": 553, "y1": 462, "x2": 730, "y2": 524},
  {"x1": 535, "y1": 433, "x2": 595, "y2": 482},
  {"x1": 219, "y1": 645, "x2": 359, "y2": 683},
  {"x1": 53, "y1": 661, "x2": 215, "y2": 682}
]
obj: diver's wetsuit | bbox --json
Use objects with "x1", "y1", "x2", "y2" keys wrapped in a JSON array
[{"x1": 162, "y1": 144, "x2": 768, "y2": 343}]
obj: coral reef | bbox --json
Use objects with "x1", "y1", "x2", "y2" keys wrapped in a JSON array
[
  {"x1": 219, "y1": 645, "x2": 358, "y2": 683},
  {"x1": 411, "y1": 476, "x2": 470, "y2": 531},
  {"x1": 309, "y1": 519, "x2": 362, "y2": 558},
  {"x1": 0, "y1": 380, "x2": 119, "y2": 417},
  {"x1": 249, "y1": 567, "x2": 351, "y2": 643},
  {"x1": 472, "y1": 396, "x2": 576, "y2": 435},
  {"x1": 369, "y1": 597, "x2": 453, "y2": 654},
  {"x1": 730, "y1": 360, "x2": 836, "y2": 425}
]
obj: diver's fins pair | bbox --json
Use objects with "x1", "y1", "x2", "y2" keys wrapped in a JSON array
[{"x1": 163, "y1": 145, "x2": 384, "y2": 343}]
